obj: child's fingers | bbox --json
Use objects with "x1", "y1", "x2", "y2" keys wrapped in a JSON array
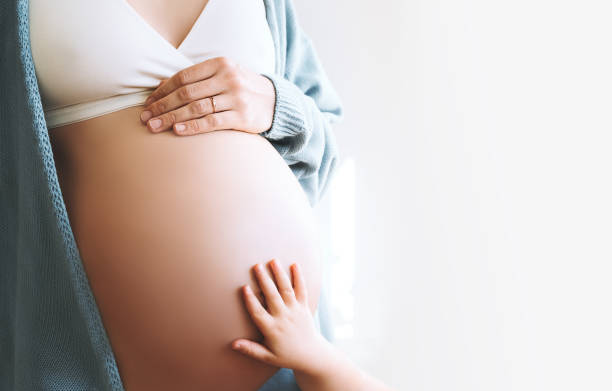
[
  {"x1": 253, "y1": 263, "x2": 285, "y2": 314},
  {"x1": 243, "y1": 285, "x2": 274, "y2": 330},
  {"x1": 268, "y1": 259, "x2": 297, "y2": 305},
  {"x1": 291, "y1": 263, "x2": 308, "y2": 305},
  {"x1": 231, "y1": 339, "x2": 278, "y2": 366}
]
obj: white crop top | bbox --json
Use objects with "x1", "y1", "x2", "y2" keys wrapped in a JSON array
[{"x1": 29, "y1": 0, "x2": 276, "y2": 129}]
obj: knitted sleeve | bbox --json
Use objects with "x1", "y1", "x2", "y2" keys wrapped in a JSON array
[{"x1": 259, "y1": 0, "x2": 345, "y2": 207}]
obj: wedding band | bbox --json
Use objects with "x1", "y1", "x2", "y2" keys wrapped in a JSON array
[{"x1": 210, "y1": 96, "x2": 216, "y2": 113}]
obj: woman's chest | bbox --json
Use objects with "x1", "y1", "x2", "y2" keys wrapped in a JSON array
[
  {"x1": 29, "y1": 0, "x2": 277, "y2": 111},
  {"x1": 124, "y1": 0, "x2": 212, "y2": 50}
]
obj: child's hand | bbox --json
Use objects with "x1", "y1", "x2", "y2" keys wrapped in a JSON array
[
  {"x1": 231, "y1": 259, "x2": 332, "y2": 375},
  {"x1": 233, "y1": 259, "x2": 397, "y2": 391}
]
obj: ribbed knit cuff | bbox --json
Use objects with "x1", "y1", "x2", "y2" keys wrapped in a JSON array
[{"x1": 259, "y1": 72, "x2": 308, "y2": 140}]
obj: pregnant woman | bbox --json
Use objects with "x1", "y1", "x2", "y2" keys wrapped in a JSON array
[{"x1": 0, "y1": 0, "x2": 344, "y2": 390}]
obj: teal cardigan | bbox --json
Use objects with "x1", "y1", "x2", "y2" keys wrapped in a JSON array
[{"x1": 0, "y1": 0, "x2": 344, "y2": 389}]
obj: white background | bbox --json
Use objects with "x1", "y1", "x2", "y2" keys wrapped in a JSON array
[{"x1": 299, "y1": 0, "x2": 612, "y2": 390}]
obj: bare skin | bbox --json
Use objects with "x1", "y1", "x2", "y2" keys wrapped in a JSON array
[
  {"x1": 50, "y1": 104, "x2": 323, "y2": 390},
  {"x1": 48, "y1": 1, "x2": 323, "y2": 389},
  {"x1": 126, "y1": 0, "x2": 211, "y2": 51},
  {"x1": 233, "y1": 260, "x2": 397, "y2": 391}
]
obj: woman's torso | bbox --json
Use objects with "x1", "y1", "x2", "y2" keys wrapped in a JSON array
[{"x1": 30, "y1": 0, "x2": 323, "y2": 389}]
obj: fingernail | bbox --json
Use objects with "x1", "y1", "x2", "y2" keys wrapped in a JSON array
[
  {"x1": 140, "y1": 110, "x2": 152, "y2": 122},
  {"x1": 175, "y1": 123, "x2": 185, "y2": 132},
  {"x1": 149, "y1": 118, "x2": 161, "y2": 129}
]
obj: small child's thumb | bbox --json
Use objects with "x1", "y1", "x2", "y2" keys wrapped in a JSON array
[{"x1": 231, "y1": 339, "x2": 278, "y2": 366}]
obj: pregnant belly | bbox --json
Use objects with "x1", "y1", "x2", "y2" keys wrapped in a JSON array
[{"x1": 49, "y1": 105, "x2": 322, "y2": 391}]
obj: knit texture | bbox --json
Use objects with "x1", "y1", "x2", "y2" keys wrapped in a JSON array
[
  {"x1": 260, "y1": 0, "x2": 344, "y2": 207},
  {"x1": 0, "y1": 0, "x2": 344, "y2": 390}
]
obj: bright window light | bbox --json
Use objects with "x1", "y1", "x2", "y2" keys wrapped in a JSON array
[{"x1": 329, "y1": 156, "x2": 356, "y2": 340}]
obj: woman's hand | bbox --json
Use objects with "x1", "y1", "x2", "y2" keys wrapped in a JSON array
[
  {"x1": 231, "y1": 260, "x2": 333, "y2": 376},
  {"x1": 139, "y1": 56, "x2": 276, "y2": 136}
]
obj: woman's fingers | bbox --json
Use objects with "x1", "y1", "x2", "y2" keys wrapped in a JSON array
[
  {"x1": 253, "y1": 263, "x2": 285, "y2": 315},
  {"x1": 143, "y1": 68, "x2": 222, "y2": 117},
  {"x1": 268, "y1": 259, "x2": 297, "y2": 305},
  {"x1": 145, "y1": 57, "x2": 221, "y2": 106},
  {"x1": 174, "y1": 109, "x2": 240, "y2": 136},
  {"x1": 243, "y1": 284, "x2": 274, "y2": 330},
  {"x1": 143, "y1": 93, "x2": 231, "y2": 134},
  {"x1": 231, "y1": 338, "x2": 278, "y2": 366},
  {"x1": 291, "y1": 263, "x2": 308, "y2": 305}
]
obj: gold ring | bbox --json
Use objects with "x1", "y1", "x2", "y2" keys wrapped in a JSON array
[{"x1": 210, "y1": 96, "x2": 216, "y2": 113}]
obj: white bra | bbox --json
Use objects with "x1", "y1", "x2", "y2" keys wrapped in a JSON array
[{"x1": 29, "y1": 0, "x2": 276, "y2": 129}]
